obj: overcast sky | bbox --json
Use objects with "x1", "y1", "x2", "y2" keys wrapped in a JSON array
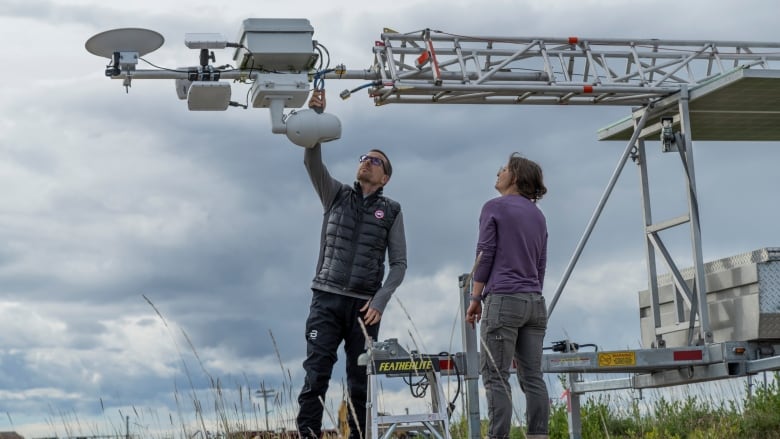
[{"x1": 1, "y1": 0, "x2": 779, "y2": 437}]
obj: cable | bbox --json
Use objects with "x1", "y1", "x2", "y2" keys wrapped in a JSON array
[
  {"x1": 138, "y1": 58, "x2": 192, "y2": 73},
  {"x1": 339, "y1": 81, "x2": 379, "y2": 100},
  {"x1": 314, "y1": 41, "x2": 331, "y2": 71},
  {"x1": 398, "y1": 352, "x2": 463, "y2": 421},
  {"x1": 402, "y1": 370, "x2": 429, "y2": 398},
  {"x1": 314, "y1": 45, "x2": 325, "y2": 71},
  {"x1": 310, "y1": 40, "x2": 334, "y2": 91},
  {"x1": 439, "y1": 352, "x2": 462, "y2": 419},
  {"x1": 544, "y1": 340, "x2": 599, "y2": 353},
  {"x1": 313, "y1": 68, "x2": 337, "y2": 90}
]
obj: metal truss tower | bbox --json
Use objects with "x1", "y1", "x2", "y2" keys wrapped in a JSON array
[
  {"x1": 334, "y1": 29, "x2": 780, "y2": 439},
  {"x1": 335, "y1": 29, "x2": 780, "y2": 345},
  {"x1": 87, "y1": 23, "x2": 780, "y2": 439},
  {"x1": 336, "y1": 29, "x2": 780, "y2": 107}
]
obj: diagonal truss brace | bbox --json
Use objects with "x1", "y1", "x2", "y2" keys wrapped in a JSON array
[{"x1": 546, "y1": 85, "x2": 713, "y2": 348}]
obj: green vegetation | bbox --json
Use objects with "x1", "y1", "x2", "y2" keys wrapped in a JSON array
[{"x1": 450, "y1": 373, "x2": 780, "y2": 439}]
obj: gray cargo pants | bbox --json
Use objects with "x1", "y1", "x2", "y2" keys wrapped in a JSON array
[{"x1": 480, "y1": 293, "x2": 549, "y2": 438}]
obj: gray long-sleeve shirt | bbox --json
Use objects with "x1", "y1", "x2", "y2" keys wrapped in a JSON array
[{"x1": 304, "y1": 145, "x2": 407, "y2": 313}]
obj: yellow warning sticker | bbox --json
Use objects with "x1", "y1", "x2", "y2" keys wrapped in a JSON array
[{"x1": 598, "y1": 351, "x2": 636, "y2": 367}]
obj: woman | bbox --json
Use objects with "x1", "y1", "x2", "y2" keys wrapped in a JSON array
[{"x1": 465, "y1": 152, "x2": 549, "y2": 439}]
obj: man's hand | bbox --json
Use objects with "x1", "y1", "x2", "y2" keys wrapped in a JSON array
[
  {"x1": 360, "y1": 300, "x2": 382, "y2": 326},
  {"x1": 308, "y1": 89, "x2": 326, "y2": 112},
  {"x1": 465, "y1": 301, "x2": 482, "y2": 328}
]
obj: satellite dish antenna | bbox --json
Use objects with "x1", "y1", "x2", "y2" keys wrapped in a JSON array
[{"x1": 85, "y1": 28, "x2": 164, "y2": 58}]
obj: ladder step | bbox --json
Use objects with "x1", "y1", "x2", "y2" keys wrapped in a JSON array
[{"x1": 377, "y1": 413, "x2": 448, "y2": 424}]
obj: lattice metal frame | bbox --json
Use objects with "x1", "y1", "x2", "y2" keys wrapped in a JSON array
[{"x1": 356, "y1": 30, "x2": 780, "y2": 105}]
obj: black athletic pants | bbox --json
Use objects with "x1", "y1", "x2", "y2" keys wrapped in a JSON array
[{"x1": 297, "y1": 290, "x2": 380, "y2": 439}]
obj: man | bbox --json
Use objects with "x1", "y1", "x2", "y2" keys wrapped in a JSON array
[{"x1": 297, "y1": 90, "x2": 407, "y2": 439}]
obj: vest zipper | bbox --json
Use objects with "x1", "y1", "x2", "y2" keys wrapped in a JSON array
[{"x1": 342, "y1": 195, "x2": 367, "y2": 293}]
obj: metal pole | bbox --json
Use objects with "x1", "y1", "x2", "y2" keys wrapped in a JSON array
[
  {"x1": 256, "y1": 382, "x2": 276, "y2": 432},
  {"x1": 567, "y1": 372, "x2": 583, "y2": 439},
  {"x1": 459, "y1": 274, "x2": 482, "y2": 439},
  {"x1": 677, "y1": 85, "x2": 712, "y2": 344},
  {"x1": 635, "y1": 138, "x2": 665, "y2": 348},
  {"x1": 547, "y1": 107, "x2": 654, "y2": 317}
]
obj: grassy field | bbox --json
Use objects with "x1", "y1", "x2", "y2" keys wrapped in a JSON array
[
  {"x1": 25, "y1": 366, "x2": 780, "y2": 439},
  {"x1": 450, "y1": 372, "x2": 780, "y2": 439},
  {"x1": 25, "y1": 299, "x2": 778, "y2": 439}
]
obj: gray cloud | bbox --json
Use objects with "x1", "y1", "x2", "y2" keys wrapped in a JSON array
[{"x1": 1, "y1": 0, "x2": 779, "y2": 436}]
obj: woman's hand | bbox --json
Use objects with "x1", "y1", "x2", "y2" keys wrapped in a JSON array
[{"x1": 465, "y1": 300, "x2": 482, "y2": 328}]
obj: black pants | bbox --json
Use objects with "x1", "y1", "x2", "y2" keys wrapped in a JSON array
[{"x1": 297, "y1": 290, "x2": 380, "y2": 439}]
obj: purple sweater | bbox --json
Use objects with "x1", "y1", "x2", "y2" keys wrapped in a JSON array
[{"x1": 473, "y1": 194, "x2": 547, "y2": 295}]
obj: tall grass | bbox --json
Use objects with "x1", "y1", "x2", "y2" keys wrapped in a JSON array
[
  {"x1": 540, "y1": 372, "x2": 780, "y2": 439},
  {"x1": 25, "y1": 297, "x2": 780, "y2": 439}
]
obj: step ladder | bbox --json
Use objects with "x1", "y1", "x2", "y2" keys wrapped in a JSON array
[{"x1": 361, "y1": 339, "x2": 452, "y2": 439}]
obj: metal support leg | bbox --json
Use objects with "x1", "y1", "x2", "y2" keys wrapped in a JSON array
[
  {"x1": 548, "y1": 108, "x2": 654, "y2": 317},
  {"x1": 367, "y1": 344, "x2": 379, "y2": 439},
  {"x1": 635, "y1": 139, "x2": 665, "y2": 348},
  {"x1": 567, "y1": 372, "x2": 583, "y2": 439},
  {"x1": 677, "y1": 85, "x2": 712, "y2": 344},
  {"x1": 459, "y1": 274, "x2": 482, "y2": 439}
]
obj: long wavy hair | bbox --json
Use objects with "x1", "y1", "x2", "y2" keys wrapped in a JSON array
[{"x1": 506, "y1": 152, "x2": 547, "y2": 202}]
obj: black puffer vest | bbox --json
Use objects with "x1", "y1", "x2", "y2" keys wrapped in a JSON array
[{"x1": 312, "y1": 182, "x2": 400, "y2": 297}]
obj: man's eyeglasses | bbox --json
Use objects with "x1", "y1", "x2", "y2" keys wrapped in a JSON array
[{"x1": 359, "y1": 154, "x2": 388, "y2": 173}]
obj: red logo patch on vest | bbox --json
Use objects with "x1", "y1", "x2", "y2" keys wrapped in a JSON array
[{"x1": 374, "y1": 209, "x2": 385, "y2": 219}]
